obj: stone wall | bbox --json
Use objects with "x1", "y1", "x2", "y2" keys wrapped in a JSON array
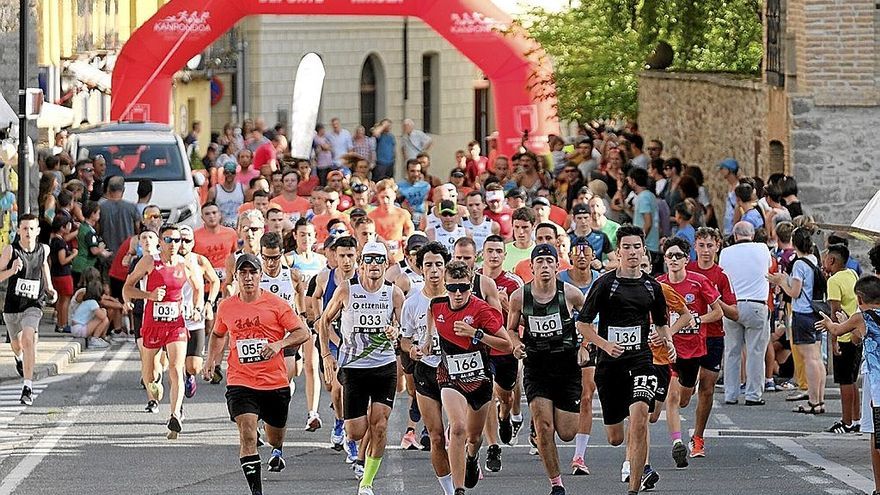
[
  {"x1": 637, "y1": 71, "x2": 773, "y2": 221},
  {"x1": 0, "y1": 0, "x2": 38, "y2": 114}
]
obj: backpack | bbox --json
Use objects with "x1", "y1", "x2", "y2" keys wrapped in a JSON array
[{"x1": 795, "y1": 256, "x2": 831, "y2": 316}]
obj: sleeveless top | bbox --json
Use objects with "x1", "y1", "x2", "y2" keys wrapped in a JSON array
[
  {"x1": 463, "y1": 217, "x2": 493, "y2": 252},
  {"x1": 4, "y1": 240, "x2": 47, "y2": 313},
  {"x1": 324, "y1": 269, "x2": 356, "y2": 337},
  {"x1": 181, "y1": 255, "x2": 205, "y2": 331},
  {"x1": 424, "y1": 211, "x2": 443, "y2": 232},
  {"x1": 521, "y1": 280, "x2": 578, "y2": 356},
  {"x1": 434, "y1": 226, "x2": 467, "y2": 250},
  {"x1": 142, "y1": 257, "x2": 187, "y2": 332},
  {"x1": 215, "y1": 182, "x2": 245, "y2": 228},
  {"x1": 338, "y1": 279, "x2": 396, "y2": 369},
  {"x1": 289, "y1": 251, "x2": 326, "y2": 284},
  {"x1": 260, "y1": 265, "x2": 297, "y2": 311},
  {"x1": 400, "y1": 260, "x2": 424, "y2": 298}
]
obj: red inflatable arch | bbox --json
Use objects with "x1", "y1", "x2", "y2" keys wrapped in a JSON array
[{"x1": 111, "y1": 0, "x2": 560, "y2": 154}]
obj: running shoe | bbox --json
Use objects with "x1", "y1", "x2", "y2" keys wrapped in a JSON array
[
  {"x1": 528, "y1": 430, "x2": 539, "y2": 456},
  {"x1": 110, "y1": 331, "x2": 128, "y2": 344},
  {"x1": 465, "y1": 452, "x2": 481, "y2": 488},
  {"x1": 549, "y1": 486, "x2": 566, "y2": 495},
  {"x1": 499, "y1": 415, "x2": 513, "y2": 445},
  {"x1": 166, "y1": 415, "x2": 182, "y2": 440},
  {"x1": 305, "y1": 411, "x2": 322, "y2": 432},
  {"x1": 826, "y1": 421, "x2": 852, "y2": 434},
  {"x1": 621, "y1": 460, "x2": 630, "y2": 483},
  {"x1": 571, "y1": 456, "x2": 590, "y2": 475},
  {"x1": 357, "y1": 486, "x2": 373, "y2": 495},
  {"x1": 454, "y1": 489, "x2": 466, "y2": 495},
  {"x1": 257, "y1": 423, "x2": 266, "y2": 447},
  {"x1": 19, "y1": 386, "x2": 33, "y2": 406},
  {"x1": 852, "y1": 423, "x2": 862, "y2": 433},
  {"x1": 88, "y1": 337, "x2": 110, "y2": 349},
  {"x1": 672, "y1": 441, "x2": 688, "y2": 468},
  {"x1": 400, "y1": 429, "x2": 420, "y2": 450},
  {"x1": 765, "y1": 379, "x2": 777, "y2": 392},
  {"x1": 344, "y1": 438, "x2": 359, "y2": 464},
  {"x1": 54, "y1": 325, "x2": 64, "y2": 333},
  {"x1": 640, "y1": 466, "x2": 659, "y2": 491},
  {"x1": 688, "y1": 435, "x2": 705, "y2": 458},
  {"x1": 511, "y1": 417, "x2": 523, "y2": 444},
  {"x1": 330, "y1": 419, "x2": 344, "y2": 451},
  {"x1": 486, "y1": 444, "x2": 502, "y2": 472},
  {"x1": 145, "y1": 400, "x2": 158, "y2": 413},
  {"x1": 14, "y1": 355, "x2": 23, "y2": 378},
  {"x1": 419, "y1": 426, "x2": 431, "y2": 451},
  {"x1": 147, "y1": 381, "x2": 164, "y2": 402},
  {"x1": 352, "y1": 460, "x2": 365, "y2": 479},
  {"x1": 211, "y1": 364, "x2": 223, "y2": 384},
  {"x1": 184, "y1": 373, "x2": 197, "y2": 399},
  {"x1": 267, "y1": 449, "x2": 286, "y2": 472}
]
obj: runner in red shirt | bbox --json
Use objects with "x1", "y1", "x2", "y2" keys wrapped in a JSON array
[
  {"x1": 657, "y1": 237, "x2": 722, "y2": 469},
  {"x1": 205, "y1": 253, "x2": 309, "y2": 495},
  {"x1": 484, "y1": 184, "x2": 513, "y2": 240},
  {"x1": 426, "y1": 261, "x2": 513, "y2": 493},
  {"x1": 686, "y1": 227, "x2": 739, "y2": 458},
  {"x1": 124, "y1": 225, "x2": 204, "y2": 439}
]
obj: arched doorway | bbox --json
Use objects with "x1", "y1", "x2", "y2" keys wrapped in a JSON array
[{"x1": 359, "y1": 55, "x2": 385, "y2": 129}]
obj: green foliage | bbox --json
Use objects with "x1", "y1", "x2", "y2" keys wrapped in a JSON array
[{"x1": 519, "y1": 0, "x2": 763, "y2": 121}]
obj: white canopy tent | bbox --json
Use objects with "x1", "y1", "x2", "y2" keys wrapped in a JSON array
[{"x1": 817, "y1": 189, "x2": 880, "y2": 243}]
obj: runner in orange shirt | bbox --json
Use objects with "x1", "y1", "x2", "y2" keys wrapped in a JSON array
[
  {"x1": 272, "y1": 168, "x2": 311, "y2": 222},
  {"x1": 515, "y1": 223, "x2": 571, "y2": 283},
  {"x1": 368, "y1": 179, "x2": 414, "y2": 263},
  {"x1": 205, "y1": 253, "x2": 310, "y2": 495},
  {"x1": 193, "y1": 202, "x2": 239, "y2": 284},
  {"x1": 312, "y1": 187, "x2": 350, "y2": 245}
]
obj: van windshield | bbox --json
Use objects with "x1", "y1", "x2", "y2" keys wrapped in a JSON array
[{"x1": 81, "y1": 143, "x2": 186, "y2": 181}]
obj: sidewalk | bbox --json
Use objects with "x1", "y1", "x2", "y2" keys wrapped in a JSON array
[{"x1": 0, "y1": 309, "x2": 83, "y2": 386}]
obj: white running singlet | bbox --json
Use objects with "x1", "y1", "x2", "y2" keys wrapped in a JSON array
[
  {"x1": 259, "y1": 267, "x2": 296, "y2": 310},
  {"x1": 401, "y1": 290, "x2": 440, "y2": 367},
  {"x1": 463, "y1": 217, "x2": 493, "y2": 252},
  {"x1": 339, "y1": 280, "x2": 396, "y2": 369},
  {"x1": 434, "y1": 226, "x2": 467, "y2": 250}
]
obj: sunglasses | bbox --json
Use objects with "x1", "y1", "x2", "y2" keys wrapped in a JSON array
[
  {"x1": 445, "y1": 283, "x2": 471, "y2": 294},
  {"x1": 245, "y1": 227, "x2": 262, "y2": 233},
  {"x1": 440, "y1": 211, "x2": 456, "y2": 217},
  {"x1": 144, "y1": 213, "x2": 161, "y2": 220},
  {"x1": 262, "y1": 253, "x2": 284, "y2": 261},
  {"x1": 362, "y1": 254, "x2": 386, "y2": 265},
  {"x1": 571, "y1": 244, "x2": 593, "y2": 255},
  {"x1": 81, "y1": 168, "x2": 94, "y2": 173},
  {"x1": 181, "y1": 238, "x2": 194, "y2": 244},
  {"x1": 163, "y1": 236, "x2": 182, "y2": 244},
  {"x1": 329, "y1": 228, "x2": 347, "y2": 236},
  {"x1": 665, "y1": 252, "x2": 688, "y2": 260}
]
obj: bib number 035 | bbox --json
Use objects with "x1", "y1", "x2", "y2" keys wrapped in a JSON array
[{"x1": 152, "y1": 301, "x2": 181, "y2": 322}]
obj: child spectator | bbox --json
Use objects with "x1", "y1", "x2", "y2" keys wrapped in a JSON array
[
  {"x1": 69, "y1": 279, "x2": 110, "y2": 349},
  {"x1": 50, "y1": 215, "x2": 78, "y2": 333}
]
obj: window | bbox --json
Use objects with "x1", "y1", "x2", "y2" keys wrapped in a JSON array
[
  {"x1": 422, "y1": 53, "x2": 439, "y2": 134},
  {"x1": 360, "y1": 55, "x2": 386, "y2": 130},
  {"x1": 765, "y1": 0, "x2": 784, "y2": 87},
  {"x1": 769, "y1": 140, "x2": 785, "y2": 175},
  {"x1": 82, "y1": 143, "x2": 186, "y2": 181}
]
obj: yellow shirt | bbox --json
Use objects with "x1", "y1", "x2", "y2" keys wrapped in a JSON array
[{"x1": 827, "y1": 268, "x2": 859, "y2": 343}]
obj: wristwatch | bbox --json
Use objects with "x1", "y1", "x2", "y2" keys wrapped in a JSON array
[{"x1": 472, "y1": 329, "x2": 485, "y2": 343}]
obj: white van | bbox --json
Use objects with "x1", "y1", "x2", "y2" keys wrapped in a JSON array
[{"x1": 68, "y1": 122, "x2": 204, "y2": 227}]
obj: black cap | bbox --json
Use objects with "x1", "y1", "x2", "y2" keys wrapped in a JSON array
[
  {"x1": 439, "y1": 200, "x2": 457, "y2": 215},
  {"x1": 506, "y1": 188, "x2": 527, "y2": 199},
  {"x1": 571, "y1": 203, "x2": 590, "y2": 216},
  {"x1": 532, "y1": 197, "x2": 551, "y2": 207},
  {"x1": 530, "y1": 243, "x2": 559, "y2": 261},
  {"x1": 406, "y1": 233, "x2": 429, "y2": 253},
  {"x1": 235, "y1": 253, "x2": 262, "y2": 271},
  {"x1": 349, "y1": 207, "x2": 368, "y2": 218},
  {"x1": 571, "y1": 236, "x2": 592, "y2": 248}
]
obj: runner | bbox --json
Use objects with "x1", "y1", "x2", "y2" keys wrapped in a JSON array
[
  {"x1": 400, "y1": 241, "x2": 455, "y2": 494},
  {"x1": 657, "y1": 237, "x2": 722, "y2": 468},
  {"x1": 484, "y1": 183, "x2": 513, "y2": 240},
  {"x1": 419, "y1": 183, "x2": 466, "y2": 233},
  {"x1": 204, "y1": 253, "x2": 310, "y2": 495},
  {"x1": 286, "y1": 218, "x2": 327, "y2": 432},
  {"x1": 686, "y1": 227, "x2": 739, "y2": 457},
  {"x1": 452, "y1": 237, "x2": 502, "y2": 312},
  {"x1": 319, "y1": 241, "x2": 405, "y2": 495},
  {"x1": 273, "y1": 168, "x2": 311, "y2": 222},
  {"x1": 463, "y1": 191, "x2": 500, "y2": 254},
  {"x1": 425, "y1": 260, "x2": 513, "y2": 495},
  {"x1": 0, "y1": 214, "x2": 57, "y2": 406},
  {"x1": 223, "y1": 210, "x2": 265, "y2": 297},
  {"x1": 558, "y1": 237, "x2": 601, "y2": 475},
  {"x1": 478, "y1": 234, "x2": 524, "y2": 469},
  {"x1": 207, "y1": 161, "x2": 246, "y2": 228},
  {"x1": 178, "y1": 225, "x2": 221, "y2": 400},
  {"x1": 368, "y1": 179, "x2": 414, "y2": 263},
  {"x1": 503, "y1": 208, "x2": 536, "y2": 271},
  {"x1": 428, "y1": 200, "x2": 471, "y2": 250},
  {"x1": 388, "y1": 233, "x2": 427, "y2": 297},
  {"x1": 576, "y1": 224, "x2": 676, "y2": 495},
  {"x1": 193, "y1": 202, "x2": 239, "y2": 285},
  {"x1": 123, "y1": 225, "x2": 204, "y2": 438}
]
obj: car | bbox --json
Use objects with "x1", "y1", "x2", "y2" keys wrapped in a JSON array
[{"x1": 68, "y1": 122, "x2": 204, "y2": 227}]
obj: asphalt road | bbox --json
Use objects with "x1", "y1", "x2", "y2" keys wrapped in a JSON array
[{"x1": 0, "y1": 341, "x2": 874, "y2": 495}]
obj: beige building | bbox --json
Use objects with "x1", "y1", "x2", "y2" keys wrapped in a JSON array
[{"x1": 212, "y1": 15, "x2": 494, "y2": 177}]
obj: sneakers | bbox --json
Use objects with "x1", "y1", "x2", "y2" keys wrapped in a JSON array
[
  {"x1": 256, "y1": 423, "x2": 266, "y2": 447},
  {"x1": 400, "y1": 428, "x2": 421, "y2": 450},
  {"x1": 419, "y1": 426, "x2": 431, "y2": 451},
  {"x1": 511, "y1": 417, "x2": 523, "y2": 444},
  {"x1": 352, "y1": 460, "x2": 365, "y2": 479},
  {"x1": 640, "y1": 466, "x2": 659, "y2": 491},
  {"x1": 528, "y1": 430, "x2": 539, "y2": 456},
  {"x1": 166, "y1": 415, "x2": 182, "y2": 440},
  {"x1": 486, "y1": 444, "x2": 502, "y2": 472},
  {"x1": 305, "y1": 411, "x2": 322, "y2": 432},
  {"x1": 110, "y1": 331, "x2": 128, "y2": 344},
  {"x1": 210, "y1": 364, "x2": 223, "y2": 384},
  {"x1": 330, "y1": 419, "x2": 344, "y2": 450},
  {"x1": 145, "y1": 400, "x2": 158, "y2": 413},
  {"x1": 826, "y1": 421, "x2": 855, "y2": 434},
  {"x1": 688, "y1": 435, "x2": 705, "y2": 458},
  {"x1": 571, "y1": 456, "x2": 590, "y2": 475},
  {"x1": 620, "y1": 460, "x2": 630, "y2": 483},
  {"x1": 184, "y1": 373, "x2": 197, "y2": 399},
  {"x1": 672, "y1": 441, "x2": 688, "y2": 468},
  {"x1": 499, "y1": 415, "x2": 513, "y2": 445},
  {"x1": 344, "y1": 438, "x2": 359, "y2": 464},
  {"x1": 852, "y1": 423, "x2": 862, "y2": 433},
  {"x1": 88, "y1": 337, "x2": 110, "y2": 349},
  {"x1": 465, "y1": 452, "x2": 481, "y2": 488},
  {"x1": 765, "y1": 379, "x2": 777, "y2": 392},
  {"x1": 13, "y1": 355, "x2": 23, "y2": 378},
  {"x1": 357, "y1": 486, "x2": 374, "y2": 495},
  {"x1": 147, "y1": 381, "x2": 164, "y2": 402},
  {"x1": 267, "y1": 449, "x2": 286, "y2": 472},
  {"x1": 549, "y1": 486, "x2": 566, "y2": 495},
  {"x1": 20, "y1": 386, "x2": 33, "y2": 406}
]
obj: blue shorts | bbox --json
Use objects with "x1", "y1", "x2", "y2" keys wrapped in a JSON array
[
  {"x1": 792, "y1": 312, "x2": 821, "y2": 345},
  {"x1": 699, "y1": 336, "x2": 724, "y2": 373}
]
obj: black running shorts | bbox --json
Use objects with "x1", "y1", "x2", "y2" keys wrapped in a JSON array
[
  {"x1": 489, "y1": 354, "x2": 519, "y2": 391},
  {"x1": 524, "y1": 353, "x2": 582, "y2": 413},
  {"x1": 226, "y1": 385, "x2": 291, "y2": 428},
  {"x1": 672, "y1": 357, "x2": 701, "y2": 389},
  {"x1": 338, "y1": 362, "x2": 398, "y2": 420},
  {"x1": 413, "y1": 362, "x2": 441, "y2": 402},
  {"x1": 186, "y1": 328, "x2": 205, "y2": 358},
  {"x1": 595, "y1": 360, "x2": 658, "y2": 425}
]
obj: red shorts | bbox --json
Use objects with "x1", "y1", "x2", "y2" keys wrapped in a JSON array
[
  {"x1": 52, "y1": 275, "x2": 74, "y2": 297},
  {"x1": 140, "y1": 323, "x2": 189, "y2": 349}
]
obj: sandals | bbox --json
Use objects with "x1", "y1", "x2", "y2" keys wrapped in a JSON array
[{"x1": 793, "y1": 401, "x2": 825, "y2": 414}]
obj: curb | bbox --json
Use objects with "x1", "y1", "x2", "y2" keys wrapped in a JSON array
[{"x1": 0, "y1": 340, "x2": 83, "y2": 386}]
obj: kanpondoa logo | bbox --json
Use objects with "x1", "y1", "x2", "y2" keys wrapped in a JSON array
[
  {"x1": 154, "y1": 11, "x2": 212, "y2": 36},
  {"x1": 449, "y1": 11, "x2": 507, "y2": 35}
]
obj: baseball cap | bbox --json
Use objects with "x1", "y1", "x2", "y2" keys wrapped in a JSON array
[
  {"x1": 439, "y1": 200, "x2": 457, "y2": 215},
  {"x1": 362, "y1": 241, "x2": 388, "y2": 257},
  {"x1": 450, "y1": 169, "x2": 465, "y2": 179},
  {"x1": 235, "y1": 253, "x2": 262, "y2": 271},
  {"x1": 327, "y1": 170, "x2": 344, "y2": 180},
  {"x1": 531, "y1": 243, "x2": 558, "y2": 261},
  {"x1": 532, "y1": 197, "x2": 551, "y2": 208},
  {"x1": 223, "y1": 161, "x2": 237, "y2": 173},
  {"x1": 718, "y1": 158, "x2": 739, "y2": 174},
  {"x1": 571, "y1": 236, "x2": 592, "y2": 249},
  {"x1": 349, "y1": 207, "x2": 368, "y2": 219},
  {"x1": 178, "y1": 225, "x2": 194, "y2": 237},
  {"x1": 406, "y1": 233, "x2": 429, "y2": 253},
  {"x1": 352, "y1": 183, "x2": 369, "y2": 194},
  {"x1": 441, "y1": 183, "x2": 457, "y2": 196},
  {"x1": 506, "y1": 188, "x2": 527, "y2": 200},
  {"x1": 571, "y1": 203, "x2": 590, "y2": 216}
]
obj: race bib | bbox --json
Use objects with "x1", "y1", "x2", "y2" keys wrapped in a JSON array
[
  {"x1": 608, "y1": 325, "x2": 641, "y2": 349},
  {"x1": 431, "y1": 334, "x2": 441, "y2": 355},
  {"x1": 354, "y1": 313, "x2": 386, "y2": 334},
  {"x1": 214, "y1": 268, "x2": 226, "y2": 282},
  {"x1": 528, "y1": 313, "x2": 564, "y2": 339},
  {"x1": 152, "y1": 301, "x2": 181, "y2": 322},
  {"x1": 14, "y1": 278, "x2": 40, "y2": 299},
  {"x1": 670, "y1": 312, "x2": 700, "y2": 335},
  {"x1": 446, "y1": 351, "x2": 485, "y2": 381},
  {"x1": 236, "y1": 338, "x2": 269, "y2": 364}
]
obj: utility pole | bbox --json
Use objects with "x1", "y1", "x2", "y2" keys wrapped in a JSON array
[{"x1": 17, "y1": 0, "x2": 29, "y2": 214}]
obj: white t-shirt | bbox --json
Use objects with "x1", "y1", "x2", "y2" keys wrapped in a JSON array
[{"x1": 718, "y1": 242, "x2": 772, "y2": 301}]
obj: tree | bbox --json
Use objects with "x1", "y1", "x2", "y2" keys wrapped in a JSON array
[{"x1": 518, "y1": 0, "x2": 763, "y2": 121}]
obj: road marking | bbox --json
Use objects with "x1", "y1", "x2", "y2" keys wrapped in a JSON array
[
  {"x1": 744, "y1": 442, "x2": 767, "y2": 450},
  {"x1": 804, "y1": 475, "x2": 832, "y2": 484},
  {"x1": 768, "y1": 437, "x2": 874, "y2": 494},
  {"x1": 784, "y1": 464, "x2": 810, "y2": 473}
]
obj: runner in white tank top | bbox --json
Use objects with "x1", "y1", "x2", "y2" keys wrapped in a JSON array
[{"x1": 214, "y1": 182, "x2": 245, "y2": 228}]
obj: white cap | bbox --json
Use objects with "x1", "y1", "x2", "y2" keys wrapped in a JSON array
[
  {"x1": 441, "y1": 183, "x2": 457, "y2": 195},
  {"x1": 178, "y1": 225, "x2": 194, "y2": 236},
  {"x1": 362, "y1": 241, "x2": 388, "y2": 256}
]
